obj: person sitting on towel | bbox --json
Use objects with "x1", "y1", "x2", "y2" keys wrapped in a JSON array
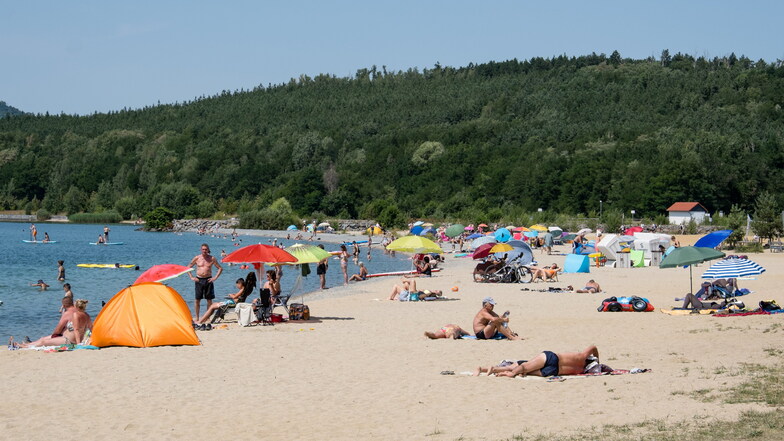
[
  {"x1": 474, "y1": 345, "x2": 600, "y2": 377},
  {"x1": 575, "y1": 279, "x2": 601, "y2": 293},
  {"x1": 472, "y1": 297, "x2": 520, "y2": 340}
]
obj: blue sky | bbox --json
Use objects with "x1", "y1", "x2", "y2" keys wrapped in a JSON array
[{"x1": 2, "y1": 0, "x2": 782, "y2": 115}]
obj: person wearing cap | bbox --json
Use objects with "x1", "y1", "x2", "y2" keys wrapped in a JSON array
[{"x1": 473, "y1": 297, "x2": 520, "y2": 340}]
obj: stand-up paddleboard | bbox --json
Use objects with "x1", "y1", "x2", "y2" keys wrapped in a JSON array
[
  {"x1": 22, "y1": 240, "x2": 58, "y2": 244},
  {"x1": 89, "y1": 242, "x2": 124, "y2": 245},
  {"x1": 77, "y1": 264, "x2": 136, "y2": 268},
  {"x1": 366, "y1": 268, "x2": 442, "y2": 278},
  {"x1": 342, "y1": 240, "x2": 369, "y2": 245}
]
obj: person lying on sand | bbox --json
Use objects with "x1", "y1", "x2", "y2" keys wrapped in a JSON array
[
  {"x1": 389, "y1": 279, "x2": 417, "y2": 300},
  {"x1": 389, "y1": 279, "x2": 445, "y2": 301},
  {"x1": 424, "y1": 324, "x2": 471, "y2": 339},
  {"x1": 474, "y1": 345, "x2": 600, "y2": 377},
  {"x1": 575, "y1": 279, "x2": 601, "y2": 293},
  {"x1": 473, "y1": 297, "x2": 520, "y2": 340},
  {"x1": 680, "y1": 293, "x2": 743, "y2": 311}
]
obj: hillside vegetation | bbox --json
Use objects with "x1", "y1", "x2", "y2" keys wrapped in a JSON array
[{"x1": 1, "y1": 51, "x2": 782, "y2": 226}]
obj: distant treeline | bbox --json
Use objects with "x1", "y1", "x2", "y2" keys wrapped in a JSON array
[{"x1": 1, "y1": 50, "x2": 783, "y2": 228}]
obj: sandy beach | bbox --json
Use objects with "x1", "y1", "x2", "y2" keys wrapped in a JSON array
[{"x1": 2, "y1": 234, "x2": 782, "y2": 440}]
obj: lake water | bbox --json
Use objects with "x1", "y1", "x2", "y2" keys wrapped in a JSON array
[{"x1": 1, "y1": 222, "x2": 408, "y2": 340}]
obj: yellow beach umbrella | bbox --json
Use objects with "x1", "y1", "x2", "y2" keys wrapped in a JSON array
[
  {"x1": 530, "y1": 224, "x2": 548, "y2": 232},
  {"x1": 387, "y1": 236, "x2": 442, "y2": 254},
  {"x1": 489, "y1": 243, "x2": 514, "y2": 254}
]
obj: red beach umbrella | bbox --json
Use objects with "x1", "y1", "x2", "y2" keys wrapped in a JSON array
[
  {"x1": 472, "y1": 243, "x2": 495, "y2": 260},
  {"x1": 222, "y1": 244, "x2": 298, "y2": 265},
  {"x1": 134, "y1": 264, "x2": 193, "y2": 285}
]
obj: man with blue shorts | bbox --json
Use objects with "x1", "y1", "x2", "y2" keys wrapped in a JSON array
[{"x1": 475, "y1": 346, "x2": 600, "y2": 378}]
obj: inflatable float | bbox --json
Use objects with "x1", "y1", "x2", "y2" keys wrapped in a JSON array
[
  {"x1": 22, "y1": 240, "x2": 58, "y2": 244},
  {"x1": 77, "y1": 264, "x2": 136, "y2": 269}
]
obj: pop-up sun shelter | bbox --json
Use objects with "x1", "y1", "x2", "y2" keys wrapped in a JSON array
[{"x1": 91, "y1": 282, "x2": 199, "y2": 348}]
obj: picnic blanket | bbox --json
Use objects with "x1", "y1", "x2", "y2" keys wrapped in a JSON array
[{"x1": 713, "y1": 309, "x2": 784, "y2": 317}]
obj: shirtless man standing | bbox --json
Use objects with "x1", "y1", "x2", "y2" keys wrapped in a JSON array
[
  {"x1": 475, "y1": 345, "x2": 600, "y2": 378},
  {"x1": 188, "y1": 243, "x2": 223, "y2": 320},
  {"x1": 473, "y1": 297, "x2": 520, "y2": 340}
]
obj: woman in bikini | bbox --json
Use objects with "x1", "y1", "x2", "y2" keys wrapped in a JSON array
[
  {"x1": 339, "y1": 244, "x2": 350, "y2": 285},
  {"x1": 15, "y1": 299, "x2": 91, "y2": 348},
  {"x1": 424, "y1": 324, "x2": 471, "y2": 339}
]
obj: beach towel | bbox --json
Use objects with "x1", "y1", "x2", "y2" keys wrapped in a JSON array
[
  {"x1": 660, "y1": 308, "x2": 717, "y2": 316},
  {"x1": 713, "y1": 310, "x2": 772, "y2": 317},
  {"x1": 460, "y1": 333, "x2": 507, "y2": 340}
]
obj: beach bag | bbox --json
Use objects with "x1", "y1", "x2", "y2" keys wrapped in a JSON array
[
  {"x1": 759, "y1": 300, "x2": 781, "y2": 312},
  {"x1": 235, "y1": 303, "x2": 254, "y2": 327},
  {"x1": 289, "y1": 303, "x2": 310, "y2": 320}
]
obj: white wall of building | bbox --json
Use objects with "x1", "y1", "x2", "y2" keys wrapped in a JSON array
[{"x1": 669, "y1": 211, "x2": 707, "y2": 225}]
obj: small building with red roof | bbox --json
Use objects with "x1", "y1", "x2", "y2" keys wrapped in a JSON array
[{"x1": 667, "y1": 202, "x2": 709, "y2": 225}]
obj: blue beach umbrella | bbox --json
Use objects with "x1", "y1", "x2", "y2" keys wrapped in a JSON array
[
  {"x1": 466, "y1": 233, "x2": 482, "y2": 240},
  {"x1": 470, "y1": 235, "x2": 496, "y2": 250},
  {"x1": 494, "y1": 228, "x2": 512, "y2": 243},
  {"x1": 701, "y1": 258, "x2": 765, "y2": 279},
  {"x1": 419, "y1": 227, "x2": 437, "y2": 236},
  {"x1": 287, "y1": 225, "x2": 298, "y2": 231},
  {"x1": 499, "y1": 240, "x2": 534, "y2": 265},
  {"x1": 524, "y1": 231, "x2": 539, "y2": 238},
  {"x1": 413, "y1": 221, "x2": 425, "y2": 227},
  {"x1": 694, "y1": 230, "x2": 733, "y2": 249},
  {"x1": 410, "y1": 225, "x2": 424, "y2": 235}
]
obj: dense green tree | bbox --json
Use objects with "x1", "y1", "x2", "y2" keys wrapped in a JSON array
[
  {"x1": 752, "y1": 192, "x2": 781, "y2": 243},
  {"x1": 0, "y1": 52, "x2": 782, "y2": 223}
]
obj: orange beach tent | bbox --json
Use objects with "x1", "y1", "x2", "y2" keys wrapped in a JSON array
[{"x1": 91, "y1": 282, "x2": 199, "y2": 348}]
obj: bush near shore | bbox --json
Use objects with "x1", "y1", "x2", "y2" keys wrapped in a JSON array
[{"x1": 68, "y1": 211, "x2": 122, "y2": 224}]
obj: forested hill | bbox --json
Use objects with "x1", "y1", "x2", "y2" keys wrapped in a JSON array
[
  {"x1": 0, "y1": 101, "x2": 24, "y2": 117},
  {"x1": 1, "y1": 51, "x2": 783, "y2": 226}
]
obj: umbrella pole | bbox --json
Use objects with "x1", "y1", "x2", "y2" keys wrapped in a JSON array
[{"x1": 689, "y1": 265, "x2": 693, "y2": 294}]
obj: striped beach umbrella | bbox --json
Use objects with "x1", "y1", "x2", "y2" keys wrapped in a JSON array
[{"x1": 701, "y1": 258, "x2": 766, "y2": 279}]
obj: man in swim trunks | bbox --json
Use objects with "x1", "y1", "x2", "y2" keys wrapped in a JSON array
[
  {"x1": 475, "y1": 345, "x2": 600, "y2": 377},
  {"x1": 576, "y1": 279, "x2": 601, "y2": 293},
  {"x1": 188, "y1": 243, "x2": 223, "y2": 320},
  {"x1": 472, "y1": 297, "x2": 520, "y2": 340},
  {"x1": 103, "y1": 225, "x2": 110, "y2": 241},
  {"x1": 389, "y1": 278, "x2": 416, "y2": 300}
]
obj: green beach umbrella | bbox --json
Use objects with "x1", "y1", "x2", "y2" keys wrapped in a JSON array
[
  {"x1": 282, "y1": 243, "x2": 332, "y2": 264},
  {"x1": 387, "y1": 236, "x2": 443, "y2": 254},
  {"x1": 660, "y1": 246, "x2": 726, "y2": 294},
  {"x1": 445, "y1": 224, "x2": 465, "y2": 238}
]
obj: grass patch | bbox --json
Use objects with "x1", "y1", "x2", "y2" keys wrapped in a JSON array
[
  {"x1": 503, "y1": 353, "x2": 784, "y2": 441},
  {"x1": 688, "y1": 328, "x2": 711, "y2": 334},
  {"x1": 726, "y1": 362, "x2": 784, "y2": 406}
]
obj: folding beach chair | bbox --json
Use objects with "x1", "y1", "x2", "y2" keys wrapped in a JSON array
[
  {"x1": 272, "y1": 274, "x2": 304, "y2": 317},
  {"x1": 211, "y1": 272, "x2": 257, "y2": 324}
]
